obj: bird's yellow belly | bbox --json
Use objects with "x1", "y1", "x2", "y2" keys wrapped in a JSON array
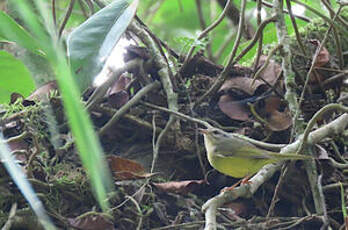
[{"x1": 208, "y1": 155, "x2": 272, "y2": 178}]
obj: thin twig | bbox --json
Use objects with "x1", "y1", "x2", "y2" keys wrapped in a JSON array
[
  {"x1": 86, "y1": 59, "x2": 141, "y2": 111},
  {"x1": 195, "y1": 0, "x2": 213, "y2": 60},
  {"x1": 252, "y1": 0, "x2": 264, "y2": 72},
  {"x1": 183, "y1": 0, "x2": 232, "y2": 65},
  {"x1": 251, "y1": 44, "x2": 282, "y2": 85},
  {"x1": 321, "y1": 0, "x2": 344, "y2": 69},
  {"x1": 58, "y1": 0, "x2": 76, "y2": 38},
  {"x1": 266, "y1": 164, "x2": 288, "y2": 218},
  {"x1": 285, "y1": 0, "x2": 307, "y2": 56},
  {"x1": 99, "y1": 81, "x2": 161, "y2": 136},
  {"x1": 193, "y1": 0, "x2": 249, "y2": 108},
  {"x1": 297, "y1": 104, "x2": 348, "y2": 154},
  {"x1": 52, "y1": 0, "x2": 57, "y2": 26},
  {"x1": 293, "y1": 7, "x2": 343, "y2": 139},
  {"x1": 260, "y1": 0, "x2": 310, "y2": 22}
]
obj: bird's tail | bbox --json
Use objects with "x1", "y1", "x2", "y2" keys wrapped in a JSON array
[{"x1": 269, "y1": 152, "x2": 313, "y2": 160}]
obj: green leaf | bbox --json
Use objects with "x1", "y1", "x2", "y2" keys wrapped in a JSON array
[
  {"x1": 0, "y1": 134, "x2": 56, "y2": 230},
  {"x1": 67, "y1": 0, "x2": 139, "y2": 91},
  {"x1": 0, "y1": 11, "x2": 43, "y2": 55},
  {"x1": 13, "y1": 0, "x2": 115, "y2": 212},
  {"x1": 0, "y1": 50, "x2": 35, "y2": 103}
]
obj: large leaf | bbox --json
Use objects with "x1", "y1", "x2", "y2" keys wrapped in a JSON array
[
  {"x1": 0, "y1": 11, "x2": 43, "y2": 55},
  {"x1": 0, "y1": 50, "x2": 35, "y2": 103},
  {"x1": 67, "y1": 0, "x2": 138, "y2": 91}
]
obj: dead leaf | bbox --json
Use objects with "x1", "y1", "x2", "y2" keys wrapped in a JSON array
[
  {"x1": 10, "y1": 93, "x2": 24, "y2": 104},
  {"x1": 108, "y1": 156, "x2": 152, "y2": 180},
  {"x1": 107, "y1": 75, "x2": 130, "y2": 108},
  {"x1": 220, "y1": 77, "x2": 265, "y2": 96},
  {"x1": 309, "y1": 39, "x2": 330, "y2": 68},
  {"x1": 218, "y1": 95, "x2": 250, "y2": 121},
  {"x1": 26, "y1": 81, "x2": 58, "y2": 101},
  {"x1": 256, "y1": 55, "x2": 282, "y2": 86},
  {"x1": 263, "y1": 96, "x2": 292, "y2": 131},
  {"x1": 153, "y1": 180, "x2": 207, "y2": 195},
  {"x1": 68, "y1": 214, "x2": 115, "y2": 230},
  {"x1": 222, "y1": 201, "x2": 249, "y2": 218}
]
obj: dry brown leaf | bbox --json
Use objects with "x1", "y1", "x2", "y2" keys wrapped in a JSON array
[
  {"x1": 263, "y1": 96, "x2": 292, "y2": 131},
  {"x1": 108, "y1": 156, "x2": 152, "y2": 180},
  {"x1": 107, "y1": 75, "x2": 130, "y2": 108},
  {"x1": 222, "y1": 201, "x2": 249, "y2": 218},
  {"x1": 68, "y1": 214, "x2": 115, "y2": 230},
  {"x1": 26, "y1": 80, "x2": 58, "y2": 101},
  {"x1": 153, "y1": 180, "x2": 206, "y2": 195},
  {"x1": 220, "y1": 77, "x2": 264, "y2": 96},
  {"x1": 218, "y1": 94, "x2": 250, "y2": 121},
  {"x1": 256, "y1": 55, "x2": 282, "y2": 86},
  {"x1": 309, "y1": 39, "x2": 330, "y2": 68}
]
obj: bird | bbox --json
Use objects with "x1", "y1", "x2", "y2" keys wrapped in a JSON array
[{"x1": 200, "y1": 127, "x2": 312, "y2": 186}]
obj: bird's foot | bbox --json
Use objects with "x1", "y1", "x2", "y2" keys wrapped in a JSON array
[
  {"x1": 220, "y1": 176, "x2": 252, "y2": 193},
  {"x1": 240, "y1": 175, "x2": 252, "y2": 185}
]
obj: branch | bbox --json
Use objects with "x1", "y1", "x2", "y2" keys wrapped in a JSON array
[
  {"x1": 202, "y1": 113, "x2": 348, "y2": 230},
  {"x1": 98, "y1": 81, "x2": 161, "y2": 136}
]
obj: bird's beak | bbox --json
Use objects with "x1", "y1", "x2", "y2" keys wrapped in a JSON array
[{"x1": 198, "y1": 128, "x2": 208, "y2": 135}]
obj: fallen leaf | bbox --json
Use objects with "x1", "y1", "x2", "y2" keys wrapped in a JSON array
[
  {"x1": 107, "y1": 75, "x2": 130, "y2": 108},
  {"x1": 10, "y1": 93, "x2": 24, "y2": 104},
  {"x1": 309, "y1": 39, "x2": 330, "y2": 68},
  {"x1": 220, "y1": 77, "x2": 265, "y2": 96},
  {"x1": 218, "y1": 94, "x2": 250, "y2": 121},
  {"x1": 222, "y1": 201, "x2": 249, "y2": 218},
  {"x1": 26, "y1": 80, "x2": 58, "y2": 101},
  {"x1": 68, "y1": 214, "x2": 115, "y2": 230},
  {"x1": 108, "y1": 156, "x2": 152, "y2": 180},
  {"x1": 255, "y1": 55, "x2": 282, "y2": 86},
  {"x1": 263, "y1": 96, "x2": 292, "y2": 131},
  {"x1": 153, "y1": 180, "x2": 207, "y2": 195}
]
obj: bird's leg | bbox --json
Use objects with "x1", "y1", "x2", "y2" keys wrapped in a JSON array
[{"x1": 220, "y1": 175, "x2": 252, "y2": 193}]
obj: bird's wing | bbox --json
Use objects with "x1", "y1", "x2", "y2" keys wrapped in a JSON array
[{"x1": 218, "y1": 145, "x2": 273, "y2": 159}]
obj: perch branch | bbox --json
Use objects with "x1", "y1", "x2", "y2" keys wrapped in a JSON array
[{"x1": 203, "y1": 113, "x2": 348, "y2": 230}]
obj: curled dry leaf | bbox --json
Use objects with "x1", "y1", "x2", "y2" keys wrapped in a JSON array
[
  {"x1": 153, "y1": 180, "x2": 207, "y2": 195},
  {"x1": 308, "y1": 39, "x2": 330, "y2": 83},
  {"x1": 26, "y1": 80, "x2": 58, "y2": 101},
  {"x1": 255, "y1": 55, "x2": 282, "y2": 86},
  {"x1": 68, "y1": 214, "x2": 115, "y2": 230},
  {"x1": 218, "y1": 94, "x2": 250, "y2": 121},
  {"x1": 108, "y1": 155, "x2": 153, "y2": 180},
  {"x1": 220, "y1": 77, "x2": 265, "y2": 96},
  {"x1": 107, "y1": 75, "x2": 131, "y2": 108},
  {"x1": 309, "y1": 39, "x2": 330, "y2": 68},
  {"x1": 263, "y1": 96, "x2": 292, "y2": 131},
  {"x1": 222, "y1": 201, "x2": 249, "y2": 218}
]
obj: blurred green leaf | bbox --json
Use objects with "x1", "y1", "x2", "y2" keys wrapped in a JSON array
[
  {"x1": 0, "y1": 134, "x2": 56, "y2": 230},
  {"x1": 67, "y1": 0, "x2": 138, "y2": 91},
  {"x1": 0, "y1": 11, "x2": 43, "y2": 55},
  {"x1": 0, "y1": 50, "x2": 35, "y2": 103},
  {"x1": 10, "y1": 0, "x2": 115, "y2": 215}
]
